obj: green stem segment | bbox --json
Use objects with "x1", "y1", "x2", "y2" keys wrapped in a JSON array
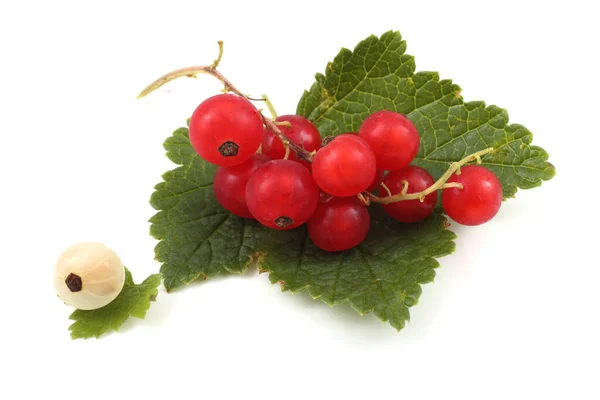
[
  {"x1": 366, "y1": 148, "x2": 495, "y2": 204},
  {"x1": 262, "y1": 94, "x2": 278, "y2": 119}
]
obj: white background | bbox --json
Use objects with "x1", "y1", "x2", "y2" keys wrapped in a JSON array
[{"x1": 1, "y1": 0, "x2": 598, "y2": 399}]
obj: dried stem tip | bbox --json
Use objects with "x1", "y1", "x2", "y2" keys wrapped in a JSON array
[
  {"x1": 275, "y1": 216, "x2": 293, "y2": 228},
  {"x1": 218, "y1": 141, "x2": 239, "y2": 157},
  {"x1": 65, "y1": 273, "x2": 83, "y2": 293}
]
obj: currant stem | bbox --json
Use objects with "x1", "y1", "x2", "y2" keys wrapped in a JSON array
[
  {"x1": 357, "y1": 193, "x2": 370, "y2": 206},
  {"x1": 366, "y1": 148, "x2": 494, "y2": 205},
  {"x1": 380, "y1": 182, "x2": 392, "y2": 197},
  {"x1": 137, "y1": 42, "x2": 314, "y2": 162},
  {"x1": 211, "y1": 41, "x2": 224, "y2": 69},
  {"x1": 442, "y1": 182, "x2": 463, "y2": 190},
  {"x1": 273, "y1": 121, "x2": 291, "y2": 128},
  {"x1": 400, "y1": 180, "x2": 409, "y2": 195},
  {"x1": 262, "y1": 94, "x2": 278, "y2": 119}
]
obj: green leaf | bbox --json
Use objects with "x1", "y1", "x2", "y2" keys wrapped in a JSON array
[
  {"x1": 149, "y1": 128, "x2": 278, "y2": 291},
  {"x1": 68, "y1": 268, "x2": 161, "y2": 339},
  {"x1": 297, "y1": 30, "x2": 555, "y2": 198},
  {"x1": 150, "y1": 126, "x2": 456, "y2": 329},
  {"x1": 262, "y1": 209, "x2": 456, "y2": 330},
  {"x1": 149, "y1": 30, "x2": 554, "y2": 330}
]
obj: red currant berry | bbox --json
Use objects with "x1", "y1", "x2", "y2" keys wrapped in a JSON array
[
  {"x1": 261, "y1": 115, "x2": 321, "y2": 169},
  {"x1": 245, "y1": 159, "x2": 320, "y2": 230},
  {"x1": 213, "y1": 154, "x2": 271, "y2": 218},
  {"x1": 189, "y1": 94, "x2": 263, "y2": 167},
  {"x1": 358, "y1": 110, "x2": 420, "y2": 171},
  {"x1": 308, "y1": 197, "x2": 370, "y2": 252},
  {"x1": 366, "y1": 169, "x2": 385, "y2": 192},
  {"x1": 312, "y1": 134, "x2": 376, "y2": 197},
  {"x1": 442, "y1": 165, "x2": 502, "y2": 226},
  {"x1": 382, "y1": 166, "x2": 437, "y2": 223}
]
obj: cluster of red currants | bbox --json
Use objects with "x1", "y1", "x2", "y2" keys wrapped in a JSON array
[{"x1": 189, "y1": 93, "x2": 503, "y2": 252}]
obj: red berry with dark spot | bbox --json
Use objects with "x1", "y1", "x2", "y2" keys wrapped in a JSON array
[
  {"x1": 382, "y1": 166, "x2": 437, "y2": 223},
  {"x1": 261, "y1": 115, "x2": 321, "y2": 169},
  {"x1": 442, "y1": 165, "x2": 502, "y2": 226},
  {"x1": 245, "y1": 159, "x2": 320, "y2": 230},
  {"x1": 308, "y1": 197, "x2": 370, "y2": 252},
  {"x1": 213, "y1": 154, "x2": 271, "y2": 218},
  {"x1": 189, "y1": 94, "x2": 263, "y2": 167},
  {"x1": 358, "y1": 110, "x2": 420, "y2": 171}
]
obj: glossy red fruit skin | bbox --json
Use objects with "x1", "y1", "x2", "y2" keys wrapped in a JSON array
[
  {"x1": 245, "y1": 159, "x2": 320, "y2": 230},
  {"x1": 213, "y1": 154, "x2": 271, "y2": 218},
  {"x1": 312, "y1": 134, "x2": 376, "y2": 197},
  {"x1": 366, "y1": 169, "x2": 385, "y2": 192},
  {"x1": 189, "y1": 94, "x2": 263, "y2": 167},
  {"x1": 358, "y1": 110, "x2": 420, "y2": 171},
  {"x1": 261, "y1": 115, "x2": 321, "y2": 169},
  {"x1": 308, "y1": 197, "x2": 370, "y2": 252},
  {"x1": 382, "y1": 166, "x2": 437, "y2": 223},
  {"x1": 442, "y1": 165, "x2": 503, "y2": 226}
]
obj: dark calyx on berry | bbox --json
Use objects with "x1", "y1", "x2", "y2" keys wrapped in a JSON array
[
  {"x1": 218, "y1": 141, "x2": 239, "y2": 157},
  {"x1": 274, "y1": 216, "x2": 294, "y2": 228},
  {"x1": 65, "y1": 273, "x2": 83, "y2": 292}
]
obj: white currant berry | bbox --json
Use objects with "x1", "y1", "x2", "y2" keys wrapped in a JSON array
[{"x1": 54, "y1": 242, "x2": 125, "y2": 310}]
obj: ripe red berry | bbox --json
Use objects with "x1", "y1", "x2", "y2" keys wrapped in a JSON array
[
  {"x1": 382, "y1": 166, "x2": 437, "y2": 223},
  {"x1": 358, "y1": 110, "x2": 420, "y2": 171},
  {"x1": 261, "y1": 115, "x2": 321, "y2": 169},
  {"x1": 312, "y1": 134, "x2": 376, "y2": 197},
  {"x1": 366, "y1": 169, "x2": 385, "y2": 192},
  {"x1": 213, "y1": 154, "x2": 271, "y2": 218},
  {"x1": 245, "y1": 159, "x2": 320, "y2": 230},
  {"x1": 308, "y1": 197, "x2": 370, "y2": 252},
  {"x1": 442, "y1": 165, "x2": 502, "y2": 226},
  {"x1": 189, "y1": 94, "x2": 263, "y2": 167}
]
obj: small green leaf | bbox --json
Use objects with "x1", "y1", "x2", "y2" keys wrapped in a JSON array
[
  {"x1": 68, "y1": 268, "x2": 161, "y2": 339},
  {"x1": 297, "y1": 30, "x2": 555, "y2": 198}
]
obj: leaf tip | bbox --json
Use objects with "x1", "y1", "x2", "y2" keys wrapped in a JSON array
[{"x1": 546, "y1": 161, "x2": 557, "y2": 177}]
